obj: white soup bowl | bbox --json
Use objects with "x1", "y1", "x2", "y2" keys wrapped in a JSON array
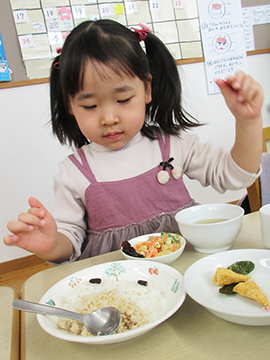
[{"x1": 175, "y1": 204, "x2": 244, "y2": 253}]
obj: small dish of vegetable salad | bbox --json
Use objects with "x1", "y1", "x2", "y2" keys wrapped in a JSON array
[{"x1": 121, "y1": 232, "x2": 186, "y2": 265}]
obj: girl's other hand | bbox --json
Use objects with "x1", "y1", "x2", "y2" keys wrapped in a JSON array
[
  {"x1": 215, "y1": 71, "x2": 264, "y2": 123},
  {"x1": 4, "y1": 197, "x2": 58, "y2": 257}
]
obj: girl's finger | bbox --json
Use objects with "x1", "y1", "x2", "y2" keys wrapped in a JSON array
[
  {"x1": 226, "y1": 73, "x2": 253, "y2": 102},
  {"x1": 242, "y1": 87, "x2": 257, "y2": 103},
  {"x1": 239, "y1": 81, "x2": 261, "y2": 104},
  {"x1": 225, "y1": 76, "x2": 241, "y2": 91},
  {"x1": 27, "y1": 206, "x2": 46, "y2": 219},
  {"x1": 238, "y1": 75, "x2": 252, "y2": 92},
  {"x1": 7, "y1": 220, "x2": 34, "y2": 234},
  {"x1": 18, "y1": 212, "x2": 39, "y2": 224},
  {"x1": 28, "y1": 197, "x2": 47, "y2": 218},
  {"x1": 234, "y1": 71, "x2": 246, "y2": 85},
  {"x1": 28, "y1": 197, "x2": 46, "y2": 210},
  {"x1": 19, "y1": 213, "x2": 46, "y2": 229},
  {"x1": 3, "y1": 234, "x2": 19, "y2": 246}
]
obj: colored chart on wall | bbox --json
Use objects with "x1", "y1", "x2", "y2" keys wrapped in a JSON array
[
  {"x1": 8, "y1": 0, "x2": 203, "y2": 79},
  {"x1": 0, "y1": 30, "x2": 11, "y2": 81}
]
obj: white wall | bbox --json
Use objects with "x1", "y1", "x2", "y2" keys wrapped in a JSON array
[
  {"x1": 1, "y1": 53, "x2": 270, "y2": 263},
  {"x1": 0, "y1": 83, "x2": 71, "y2": 262},
  {"x1": 180, "y1": 53, "x2": 270, "y2": 204}
]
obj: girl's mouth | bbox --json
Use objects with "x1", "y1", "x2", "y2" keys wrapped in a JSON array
[{"x1": 104, "y1": 132, "x2": 122, "y2": 140}]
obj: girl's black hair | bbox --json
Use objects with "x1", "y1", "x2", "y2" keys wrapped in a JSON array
[{"x1": 50, "y1": 19, "x2": 200, "y2": 148}]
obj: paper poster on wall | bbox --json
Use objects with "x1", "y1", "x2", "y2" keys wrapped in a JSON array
[
  {"x1": 197, "y1": 0, "x2": 248, "y2": 95},
  {"x1": 8, "y1": 0, "x2": 202, "y2": 80},
  {"x1": 0, "y1": 30, "x2": 11, "y2": 82},
  {"x1": 242, "y1": 4, "x2": 270, "y2": 51},
  {"x1": 242, "y1": 7, "x2": 255, "y2": 51}
]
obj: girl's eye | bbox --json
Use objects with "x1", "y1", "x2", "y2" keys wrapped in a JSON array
[
  {"x1": 82, "y1": 105, "x2": 97, "y2": 110},
  {"x1": 118, "y1": 97, "x2": 132, "y2": 103}
]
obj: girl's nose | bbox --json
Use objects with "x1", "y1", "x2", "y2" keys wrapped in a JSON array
[{"x1": 100, "y1": 113, "x2": 120, "y2": 126}]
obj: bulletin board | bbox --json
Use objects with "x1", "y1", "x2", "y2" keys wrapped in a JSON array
[
  {"x1": 242, "y1": 0, "x2": 270, "y2": 50},
  {"x1": 0, "y1": 0, "x2": 269, "y2": 89}
]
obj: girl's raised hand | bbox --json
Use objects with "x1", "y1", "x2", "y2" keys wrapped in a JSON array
[
  {"x1": 215, "y1": 71, "x2": 264, "y2": 123},
  {"x1": 4, "y1": 197, "x2": 58, "y2": 257}
]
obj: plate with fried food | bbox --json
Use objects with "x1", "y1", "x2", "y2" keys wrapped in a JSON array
[{"x1": 184, "y1": 249, "x2": 270, "y2": 325}]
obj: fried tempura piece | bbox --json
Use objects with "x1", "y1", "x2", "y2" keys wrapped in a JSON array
[
  {"x1": 233, "y1": 281, "x2": 270, "y2": 309},
  {"x1": 213, "y1": 267, "x2": 251, "y2": 286}
]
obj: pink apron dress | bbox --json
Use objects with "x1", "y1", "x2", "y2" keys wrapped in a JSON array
[{"x1": 69, "y1": 132, "x2": 194, "y2": 259}]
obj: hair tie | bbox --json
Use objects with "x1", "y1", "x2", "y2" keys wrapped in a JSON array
[
  {"x1": 132, "y1": 23, "x2": 150, "y2": 42},
  {"x1": 53, "y1": 61, "x2": 60, "y2": 69}
]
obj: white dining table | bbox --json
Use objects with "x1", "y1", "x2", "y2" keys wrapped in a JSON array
[
  {"x1": 21, "y1": 211, "x2": 270, "y2": 360},
  {"x1": 0, "y1": 286, "x2": 20, "y2": 360}
]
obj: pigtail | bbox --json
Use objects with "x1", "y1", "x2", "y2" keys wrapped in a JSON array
[
  {"x1": 143, "y1": 33, "x2": 200, "y2": 136},
  {"x1": 50, "y1": 55, "x2": 88, "y2": 148},
  {"x1": 50, "y1": 55, "x2": 62, "y2": 139}
]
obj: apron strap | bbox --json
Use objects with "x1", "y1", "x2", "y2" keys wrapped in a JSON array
[{"x1": 68, "y1": 148, "x2": 97, "y2": 183}]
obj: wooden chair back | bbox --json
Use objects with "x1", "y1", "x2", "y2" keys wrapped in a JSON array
[
  {"x1": 262, "y1": 126, "x2": 270, "y2": 152},
  {"x1": 247, "y1": 126, "x2": 270, "y2": 212}
]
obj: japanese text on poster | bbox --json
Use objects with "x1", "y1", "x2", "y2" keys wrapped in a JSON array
[{"x1": 197, "y1": 0, "x2": 248, "y2": 95}]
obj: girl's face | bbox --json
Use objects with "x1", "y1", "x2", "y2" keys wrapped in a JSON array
[{"x1": 69, "y1": 60, "x2": 152, "y2": 150}]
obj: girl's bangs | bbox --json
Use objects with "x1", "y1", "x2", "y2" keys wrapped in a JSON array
[{"x1": 61, "y1": 21, "x2": 148, "y2": 96}]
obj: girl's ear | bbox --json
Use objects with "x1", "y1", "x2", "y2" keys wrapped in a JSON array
[
  {"x1": 145, "y1": 74, "x2": 152, "y2": 104},
  {"x1": 68, "y1": 100, "x2": 74, "y2": 116}
]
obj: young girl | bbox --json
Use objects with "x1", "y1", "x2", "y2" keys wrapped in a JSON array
[{"x1": 4, "y1": 20, "x2": 263, "y2": 264}]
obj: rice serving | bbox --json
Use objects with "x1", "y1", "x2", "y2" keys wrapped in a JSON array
[{"x1": 57, "y1": 279, "x2": 163, "y2": 336}]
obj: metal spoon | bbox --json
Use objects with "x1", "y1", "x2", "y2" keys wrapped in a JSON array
[{"x1": 12, "y1": 299, "x2": 121, "y2": 336}]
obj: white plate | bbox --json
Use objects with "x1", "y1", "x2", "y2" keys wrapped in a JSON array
[
  {"x1": 37, "y1": 260, "x2": 186, "y2": 344},
  {"x1": 184, "y1": 249, "x2": 270, "y2": 326}
]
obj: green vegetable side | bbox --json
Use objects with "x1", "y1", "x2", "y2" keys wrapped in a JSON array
[
  {"x1": 227, "y1": 260, "x2": 255, "y2": 275},
  {"x1": 219, "y1": 260, "x2": 255, "y2": 295}
]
